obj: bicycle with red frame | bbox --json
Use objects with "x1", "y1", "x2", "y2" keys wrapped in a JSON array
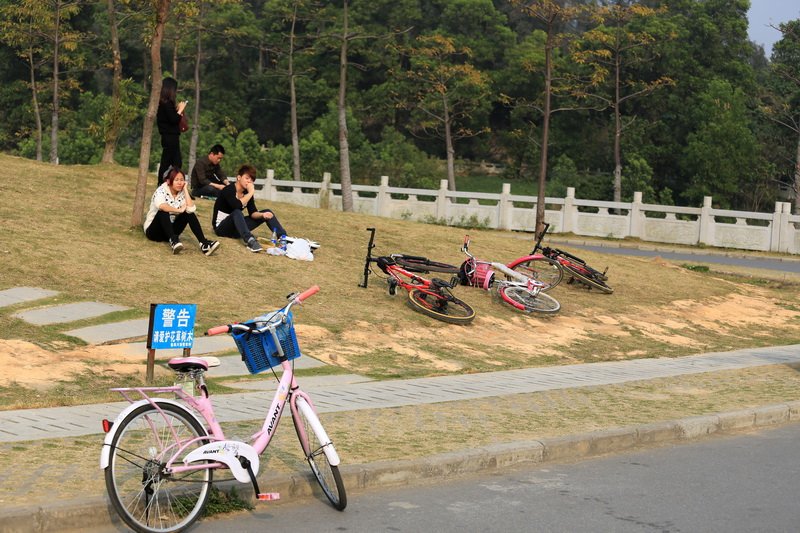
[
  {"x1": 513, "y1": 222, "x2": 613, "y2": 294},
  {"x1": 359, "y1": 227, "x2": 475, "y2": 325}
]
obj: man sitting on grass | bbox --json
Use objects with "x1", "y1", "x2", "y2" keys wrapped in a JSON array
[
  {"x1": 190, "y1": 144, "x2": 229, "y2": 199},
  {"x1": 211, "y1": 164, "x2": 288, "y2": 253}
]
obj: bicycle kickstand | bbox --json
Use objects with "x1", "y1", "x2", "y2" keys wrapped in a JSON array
[{"x1": 239, "y1": 456, "x2": 280, "y2": 502}]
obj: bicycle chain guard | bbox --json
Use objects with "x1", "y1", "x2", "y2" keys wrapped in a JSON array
[{"x1": 184, "y1": 440, "x2": 260, "y2": 484}]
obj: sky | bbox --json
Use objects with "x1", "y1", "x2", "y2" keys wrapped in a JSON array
[{"x1": 747, "y1": 0, "x2": 799, "y2": 57}]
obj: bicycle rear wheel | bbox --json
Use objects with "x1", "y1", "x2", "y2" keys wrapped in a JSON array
[
  {"x1": 104, "y1": 403, "x2": 212, "y2": 533},
  {"x1": 499, "y1": 285, "x2": 561, "y2": 314},
  {"x1": 407, "y1": 289, "x2": 475, "y2": 324},
  {"x1": 506, "y1": 255, "x2": 563, "y2": 291},
  {"x1": 392, "y1": 255, "x2": 460, "y2": 274},
  {"x1": 293, "y1": 397, "x2": 347, "y2": 510}
]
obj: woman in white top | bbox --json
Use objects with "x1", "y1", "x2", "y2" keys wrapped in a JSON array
[{"x1": 143, "y1": 168, "x2": 220, "y2": 255}]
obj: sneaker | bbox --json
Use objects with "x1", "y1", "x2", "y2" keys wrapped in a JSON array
[
  {"x1": 200, "y1": 240, "x2": 220, "y2": 256},
  {"x1": 170, "y1": 239, "x2": 184, "y2": 254},
  {"x1": 246, "y1": 237, "x2": 262, "y2": 253}
]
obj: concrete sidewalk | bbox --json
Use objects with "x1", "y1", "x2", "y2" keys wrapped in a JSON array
[
  {"x1": 2, "y1": 344, "x2": 799, "y2": 443},
  {"x1": 1, "y1": 344, "x2": 800, "y2": 533}
]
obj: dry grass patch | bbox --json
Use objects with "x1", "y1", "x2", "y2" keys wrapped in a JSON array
[{"x1": 1, "y1": 153, "x2": 800, "y2": 405}]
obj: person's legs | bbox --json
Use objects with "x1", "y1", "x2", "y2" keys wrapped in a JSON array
[
  {"x1": 158, "y1": 136, "x2": 182, "y2": 185},
  {"x1": 177, "y1": 212, "x2": 220, "y2": 255},
  {"x1": 178, "y1": 213, "x2": 210, "y2": 244},
  {"x1": 214, "y1": 210, "x2": 264, "y2": 242},
  {"x1": 146, "y1": 211, "x2": 184, "y2": 253},
  {"x1": 259, "y1": 209, "x2": 287, "y2": 238},
  {"x1": 191, "y1": 184, "x2": 218, "y2": 198},
  {"x1": 145, "y1": 211, "x2": 175, "y2": 242}
]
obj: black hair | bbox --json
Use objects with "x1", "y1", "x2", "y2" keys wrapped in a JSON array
[
  {"x1": 159, "y1": 77, "x2": 177, "y2": 106},
  {"x1": 238, "y1": 164, "x2": 258, "y2": 179},
  {"x1": 209, "y1": 144, "x2": 225, "y2": 155}
]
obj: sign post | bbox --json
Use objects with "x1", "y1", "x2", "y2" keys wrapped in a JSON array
[{"x1": 146, "y1": 303, "x2": 197, "y2": 383}]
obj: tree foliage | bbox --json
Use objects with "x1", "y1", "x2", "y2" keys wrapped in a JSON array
[{"x1": 0, "y1": 0, "x2": 797, "y2": 213}]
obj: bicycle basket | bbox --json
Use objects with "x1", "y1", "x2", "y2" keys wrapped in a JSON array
[
  {"x1": 232, "y1": 311, "x2": 301, "y2": 374},
  {"x1": 459, "y1": 259, "x2": 494, "y2": 289}
]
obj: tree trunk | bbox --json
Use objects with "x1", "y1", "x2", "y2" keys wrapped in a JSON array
[
  {"x1": 290, "y1": 5, "x2": 301, "y2": 181},
  {"x1": 189, "y1": 27, "x2": 202, "y2": 175},
  {"x1": 612, "y1": 53, "x2": 622, "y2": 204},
  {"x1": 536, "y1": 32, "x2": 554, "y2": 237},
  {"x1": 172, "y1": 38, "x2": 179, "y2": 79},
  {"x1": 131, "y1": 0, "x2": 170, "y2": 228},
  {"x1": 27, "y1": 46, "x2": 43, "y2": 162},
  {"x1": 795, "y1": 131, "x2": 800, "y2": 215},
  {"x1": 338, "y1": 0, "x2": 353, "y2": 212},
  {"x1": 101, "y1": 0, "x2": 122, "y2": 164},
  {"x1": 442, "y1": 94, "x2": 456, "y2": 191},
  {"x1": 49, "y1": 0, "x2": 61, "y2": 165}
]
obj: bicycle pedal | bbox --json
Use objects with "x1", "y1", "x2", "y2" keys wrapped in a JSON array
[{"x1": 257, "y1": 492, "x2": 280, "y2": 501}]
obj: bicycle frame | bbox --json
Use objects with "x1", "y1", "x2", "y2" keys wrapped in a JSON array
[
  {"x1": 360, "y1": 227, "x2": 458, "y2": 297},
  {"x1": 461, "y1": 235, "x2": 546, "y2": 293},
  {"x1": 531, "y1": 223, "x2": 608, "y2": 279}
]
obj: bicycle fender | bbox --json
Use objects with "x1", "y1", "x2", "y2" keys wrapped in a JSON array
[
  {"x1": 505, "y1": 254, "x2": 544, "y2": 271},
  {"x1": 184, "y1": 441, "x2": 260, "y2": 484},
  {"x1": 99, "y1": 398, "x2": 206, "y2": 470},
  {"x1": 296, "y1": 398, "x2": 341, "y2": 466}
]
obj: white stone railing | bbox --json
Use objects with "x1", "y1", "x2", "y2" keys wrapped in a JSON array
[{"x1": 254, "y1": 171, "x2": 799, "y2": 254}]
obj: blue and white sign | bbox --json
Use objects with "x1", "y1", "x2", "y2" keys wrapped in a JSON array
[{"x1": 147, "y1": 303, "x2": 197, "y2": 349}]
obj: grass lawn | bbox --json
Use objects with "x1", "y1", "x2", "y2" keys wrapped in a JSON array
[{"x1": 1, "y1": 153, "x2": 800, "y2": 408}]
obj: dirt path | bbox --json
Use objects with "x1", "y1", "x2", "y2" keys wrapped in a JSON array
[{"x1": 4, "y1": 289, "x2": 798, "y2": 389}]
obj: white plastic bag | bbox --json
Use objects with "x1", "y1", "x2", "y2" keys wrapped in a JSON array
[{"x1": 286, "y1": 238, "x2": 314, "y2": 261}]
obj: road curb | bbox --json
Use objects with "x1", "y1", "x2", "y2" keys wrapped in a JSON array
[{"x1": 3, "y1": 401, "x2": 799, "y2": 532}]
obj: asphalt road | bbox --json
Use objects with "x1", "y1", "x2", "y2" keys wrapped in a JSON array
[
  {"x1": 568, "y1": 243, "x2": 800, "y2": 274},
  {"x1": 187, "y1": 422, "x2": 800, "y2": 533}
]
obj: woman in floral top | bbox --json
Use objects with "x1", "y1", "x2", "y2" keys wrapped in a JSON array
[{"x1": 143, "y1": 168, "x2": 220, "y2": 256}]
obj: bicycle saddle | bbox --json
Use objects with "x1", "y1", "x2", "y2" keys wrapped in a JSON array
[
  {"x1": 168, "y1": 357, "x2": 209, "y2": 372},
  {"x1": 430, "y1": 278, "x2": 454, "y2": 289}
]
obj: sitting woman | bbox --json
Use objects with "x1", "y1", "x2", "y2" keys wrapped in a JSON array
[{"x1": 143, "y1": 167, "x2": 220, "y2": 256}]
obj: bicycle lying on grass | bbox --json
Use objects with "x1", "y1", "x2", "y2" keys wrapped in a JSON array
[
  {"x1": 359, "y1": 227, "x2": 475, "y2": 325},
  {"x1": 514, "y1": 222, "x2": 613, "y2": 294},
  {"x1": 100, "y1": 286, "x2": 346, "y2": 533},
  {"x1": 459, "y1": 235, "x2": 561, "y2": 314}
]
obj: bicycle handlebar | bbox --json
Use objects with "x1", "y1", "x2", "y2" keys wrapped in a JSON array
[
  {"x1": 296, "y1": 285, "x2": 319, "y2": 303},
  {"x1": 205, "y1": 285, "x2": 319, "y2": 336},
  {"x1": 206, "y1": 325, "x2": 230, "y2": 336},
  {"x1": 359, "y1": 227, "x2": 377, "y2": 288}
]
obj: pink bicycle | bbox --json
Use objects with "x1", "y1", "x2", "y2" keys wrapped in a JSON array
[
  {"x1": 100, "y1": 286, "x2": 346, "y2": 533},
  {"x1": 459, "y1": 235, "x2": 562, "y2": 314}
]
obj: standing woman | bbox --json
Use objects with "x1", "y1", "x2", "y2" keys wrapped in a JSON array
[
  {"x1": 144, "y1": 167, "x2": 220, "y2": 256},
  {"x1": 156, "y1": 77, "x2": 187, "y2": 185}
]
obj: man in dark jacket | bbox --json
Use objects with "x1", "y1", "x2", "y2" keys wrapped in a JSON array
[
  {"x1": 191, "y1": 144, "x2": 230, "y2": 198},
  {"x1": 212, "y1": 164, "x2": 287, "y2": 253}
]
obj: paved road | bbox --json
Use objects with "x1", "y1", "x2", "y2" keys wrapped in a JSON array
[
  {"x1": 186, "y1": 422, "x2": 800, "y2": 533},
  {"x1": 566, "y1": 242, "x2": 800, "y2": 273}
]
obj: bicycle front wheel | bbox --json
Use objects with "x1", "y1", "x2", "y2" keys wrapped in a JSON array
[
  {"x1": 407, "y1": 289, "x2": 476, "y2": 324},
  {"x1": 507, "y1": 255, "x2": 563, "y2": 291},
  {"x1": 293, "y1": 398, "x2": 347, "y2": 510},
  {"x1": 565, "y1": 265, "x2": 614, "y2": 294},
  {"x1": 104, "y1": 403, "x2": 212, "y2": 533},
  {"x1": 499, "y1": 286, "x2": 561, "y2": 314}
]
